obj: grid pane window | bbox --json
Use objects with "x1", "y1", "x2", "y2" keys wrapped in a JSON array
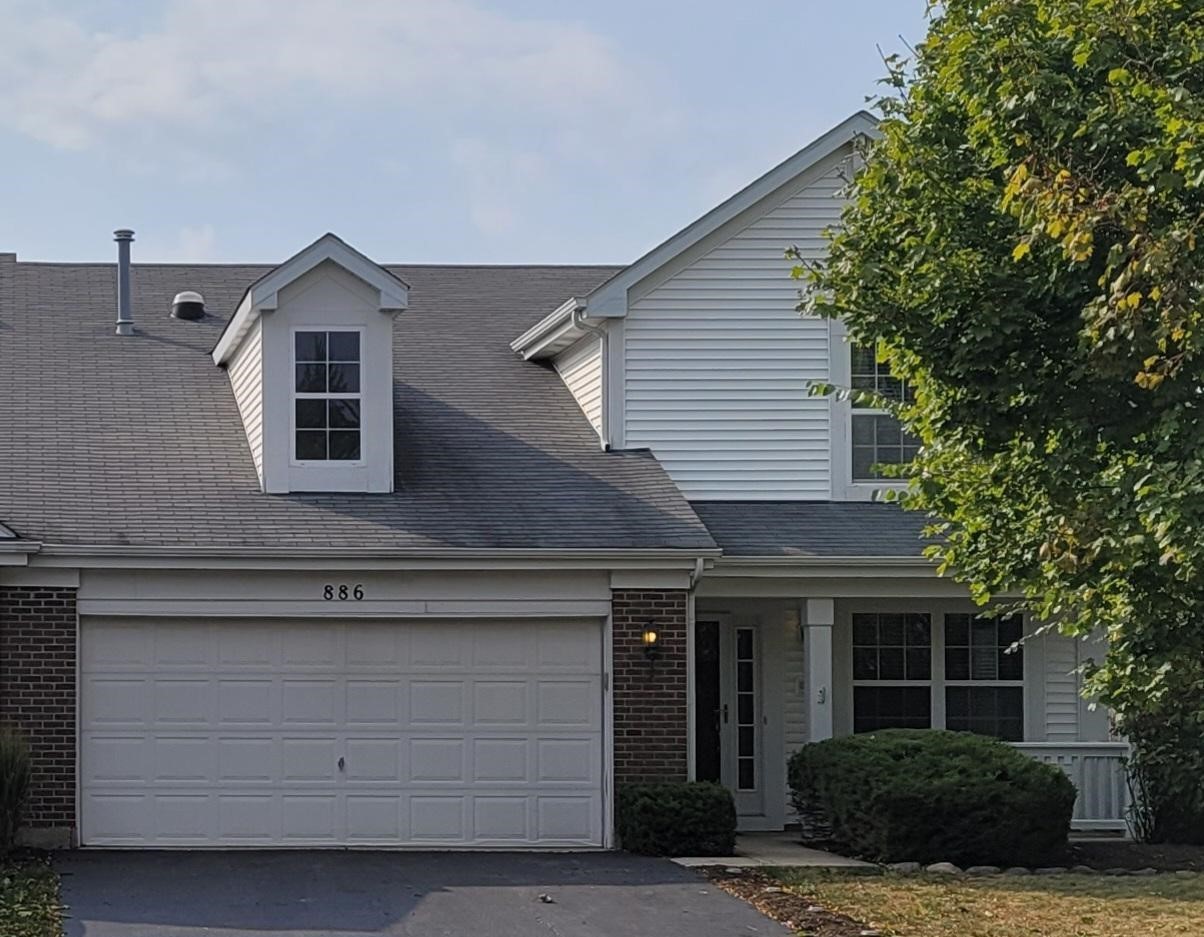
[
  {"x1": 851, "y1": 415, "x2": 921, "y2": 481},
  {"x1": 735, "y1": 627, "x2": 757, "y2": 791},
  {"x1": 944, "y1": 614, "x2": 1023, "y2": 682},
  {"x1": 945, "y1": 686, "x2": 1024, "y2": 741},
  {"x1": 944, "y1": 613, "x2": 1024, "y2": 740},
  {"x1": 850, "y1": 344, "x2": 919, "y2": 481},
  {"x1": 854, "y1": 686, "x2": 932, "y2": 733},
  {"x1": 851, "y1": 613, "x2": 932, "y2": 734},
  {"x1": 850, "y1": 345, "x2": 912, "y2": 404},
  {"x1": 852, "y1": 613, "x2": 931, "y2": 682},
  {"x1": 294, "y1": 330, "x2": 361, "y2": 462}
]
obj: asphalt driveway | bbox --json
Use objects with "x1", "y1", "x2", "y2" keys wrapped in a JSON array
[{"x1": 59, "y1": 850, "x2": 785, "y2": 936}]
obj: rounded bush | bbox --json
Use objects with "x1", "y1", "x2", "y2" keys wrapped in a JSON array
[
  {"x1": 788, "y1": 729, "x2": 1077, "y2": 866},
  {"x1": 616, "y1": 781, "x2": 736, "y2": 856}
]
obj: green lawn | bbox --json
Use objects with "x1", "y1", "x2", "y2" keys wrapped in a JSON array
[
  {"x1": 777, "y1": 870, "x2": 1204, "y2": 937},
  {"x1": 0, "y1": 854, "x2": 62, "y2": 937}
]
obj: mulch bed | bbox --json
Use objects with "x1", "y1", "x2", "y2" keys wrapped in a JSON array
[
  {"x1": 703, "y1": 867, "x2": 874, "y2": 937},
  {"x1": 1068, "y1": 840, "x2": 1204, "y2": 872}
]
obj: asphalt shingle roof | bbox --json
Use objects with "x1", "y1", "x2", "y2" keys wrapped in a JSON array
[
  {"x1": 691, "y1": 500, "x2": 930, "y2": 557},
  {"x1": 0, "y1": 255, "x2": 716, "y2": 551}
]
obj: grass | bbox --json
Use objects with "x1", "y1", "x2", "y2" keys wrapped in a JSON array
[
  {"x1": 0, "y1": 853, "x2": 62, "y2": 937},
  {"x1": 777, "y1": 870, "x2": 1204, "y2": 937}
]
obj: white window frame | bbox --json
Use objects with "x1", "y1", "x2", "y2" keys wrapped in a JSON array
[
  {"x1": 847, "y1": 605, "x2": 1028, "y2": 741},
  {"x1": 289, "y1": 325, "x2": 366, "y2": 468},
  {"x1": 828, "y1": 319, "x2": 911, "y2": 501}
]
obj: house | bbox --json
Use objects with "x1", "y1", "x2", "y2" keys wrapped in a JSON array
[{"x1": 0, "y1": 112, "x2": 1127, "y2": 850}]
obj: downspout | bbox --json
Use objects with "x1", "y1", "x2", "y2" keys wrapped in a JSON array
[{"x1": 570, "y1": 305, "x2": 612, "y2": 450}]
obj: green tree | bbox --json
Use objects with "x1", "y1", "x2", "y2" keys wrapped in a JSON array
[{"x1": 798, "y1": 0, "x2": 1204, "y2": 841}]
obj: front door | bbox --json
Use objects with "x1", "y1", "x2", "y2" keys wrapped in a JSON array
[{"x1": 694, "y1": 620, "x2": 765, "y2": 819}]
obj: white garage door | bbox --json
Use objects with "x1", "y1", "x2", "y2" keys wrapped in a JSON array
[{"x1": 80, "y1": 618, "x2": 604, "y2": 847}]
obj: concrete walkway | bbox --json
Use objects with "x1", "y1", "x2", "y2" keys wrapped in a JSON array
[
  {"x1": 59, "y1": 850, "x2": 788, "y2": 936},
  {"x1": 673, "y1": 832, "x2": 873, "y2": 869}
]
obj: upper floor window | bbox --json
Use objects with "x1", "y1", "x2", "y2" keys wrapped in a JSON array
[
  {"x1": 849, "y1": 345, "x2": 920, "y2": 481},
  {"x1": 294, "y1": 330, "x2": 362, "y2": 462}
]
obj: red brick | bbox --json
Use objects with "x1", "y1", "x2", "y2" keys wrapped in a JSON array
[
  {"x1": 0, "y1": 587, "x2": 77, "y2": 830},
  {"x1": 611, "y1": 589, "x2": 688, "y2": 785}
]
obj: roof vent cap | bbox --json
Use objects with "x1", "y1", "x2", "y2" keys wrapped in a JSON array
[{"x1": 171, "y1": 290, "x2": 206, "y2": 320}]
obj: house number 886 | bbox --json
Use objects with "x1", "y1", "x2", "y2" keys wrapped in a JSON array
[{"x1": 323, "y1": 584, "x2": 364, "y2": 601}]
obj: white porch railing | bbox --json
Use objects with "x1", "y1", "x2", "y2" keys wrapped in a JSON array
[{"x1": 1012, "y1": 742, "x2": 1131, "y2": 833}]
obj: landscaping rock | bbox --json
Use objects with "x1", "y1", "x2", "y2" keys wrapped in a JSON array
[
  {"x1": 1175, "y1": 870, "x2": 1196, "y2": 879},
  {"x1": 925, "y1": 862, "x2": 962, "y2": 874},
  {"x1": 966, "y1": 865, "x2": 1000, "y2": 876},
  {"x1": 1130, "y1": 867, "x2": 1158, "y2": 877},
  {"x1": 1034, "y1": 867, "x2": 1068, "y2": 875},
  {"x1": 1003, "y1": 867, "x2": 1032, "y2": 876},
  {"x1": 887, "y1": 861, "x2": 922, "y2": 873},
  {"x1": 724, "y1": 867, "x2": 745, "y2": 875},
  {"x1": 1070, "y1": 865, "x2": 1095, "y2": 874}
]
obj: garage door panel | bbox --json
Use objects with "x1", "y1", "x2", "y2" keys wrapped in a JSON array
[
  {"x1": 154, "y1": 623, "x2": 212, "y2": 668},
  {"x1": 85, "y1": 621, "x2": 151, "y2": 668},
  {"x1": 409, "y1": 625, "x2": 468, "y2": 668},
  {"x1": 218, "y1": 679, "x2": 275, "y2": 725},
  {"x1": 281, "y1": 737, "x2": 338, "y2": 782},
  {"x1": 85, "y1": 736, "x2": 148, "y2": 784},
  {"x1": 537, "y1": 795, "x2": 598, "y2": 841},
  {"x1": 410, "y1": 796, "x2": 468, "y2": 841},
  {"x1": 536, "y1": 679, "x2": 599, "y2": 727},
  {"x1": 217, "y1": 625, "x2": 280, "y2": 667},
  {"x1": 409, "y1": 680, "x2": 466, "y2": 725},
  {"x1": 219, "y1": 794, "x2": 276, "y2": 840},
  {"x1": 86, "y1": 677, "x2": 149, "y2": 727},
  {"x1": 473, "y1": 680, "x2": 530, "y2": 725},
  {"x1": 282, "y1": 795, "x2": 338, "y2": 841},
  {"x1": 537, "y1": 738, "x2": 598, "y2": 783},
  {"x1": 472, "y1": 738, "x2": 529, "y2": 782},
  {"x1": 154, "y1": 736, "x2": 212, "y2": 782},
  {"x1": 281, "y1": 626, "x2": 339, "y2": 667},
  {"x1": 153, "y1": 678, "x2": 213, "y2": 726},
  {"x1": 282, "y1": 678, "x2": 340, "y2": 725},
  {"x1": 155, "y1": 794, "x2": 213, "y2": 840},
  {"x1": 81, "y1": 618, "x2": 604, "y2": 847}
]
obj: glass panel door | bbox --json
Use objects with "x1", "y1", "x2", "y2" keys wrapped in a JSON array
[{"x1": 720, "y1": 623, "x2": 764, "y2": 817}]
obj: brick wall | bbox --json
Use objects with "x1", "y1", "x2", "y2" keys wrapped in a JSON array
[
  {"x1": 0, "y1": 587, "x2": 77, "y2": 834},
  {"x1": 611, "y1": 589, "x2": 689, "y2": 784}
]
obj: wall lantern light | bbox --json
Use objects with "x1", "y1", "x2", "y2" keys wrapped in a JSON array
[{"x1": 642, "y1": 625, "x2": 661, "y2": 662}]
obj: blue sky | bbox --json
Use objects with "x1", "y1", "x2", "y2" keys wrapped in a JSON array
[{"x1": 0, "y1": 1, "x2": 929, "y2": 263}]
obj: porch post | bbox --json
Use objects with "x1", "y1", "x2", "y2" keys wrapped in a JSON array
[{"x1": 804, "y1": 598, "x2": 835, "y2": 741}]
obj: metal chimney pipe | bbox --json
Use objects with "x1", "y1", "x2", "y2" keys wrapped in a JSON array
[{"x1": 114, "y1": 229, "x2": 134, "y2": 336}]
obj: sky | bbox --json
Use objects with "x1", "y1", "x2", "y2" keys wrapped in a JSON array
[{"x1": 0, "y1": 0, "x2": 930, "y2": 264}]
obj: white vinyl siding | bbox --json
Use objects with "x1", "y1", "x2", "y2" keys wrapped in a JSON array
[
  {"x1": 1044, "y1": 630, "x2": 1088, "y2": 742},
  {"x1": 228, "y1": 319, "x2": 264, "y2": 481},
  {"x1": 623, "y1": 156, "x2": 848, "y2": 499},
  {"x1": 553, "y1": 337, "x2": 603, "y2": 434}
]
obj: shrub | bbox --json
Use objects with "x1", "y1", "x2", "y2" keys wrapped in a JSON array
[
  {"x1": 617, "y1": 781, "x2": 736, "y2": 856},
  {"x1": 0, "y1": 727, "x2": 31, "y2": 852},
  {"x1": 789, "y1": 729, "x2": 1076, "y2": 866}
]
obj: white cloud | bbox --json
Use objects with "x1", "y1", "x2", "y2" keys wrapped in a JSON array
[
  {"x1": 0, "y1": 0, "x2": 663, "y2": 153},
  {"x1": 150, "y1": 223, "x2": 217, "y2": 262}
]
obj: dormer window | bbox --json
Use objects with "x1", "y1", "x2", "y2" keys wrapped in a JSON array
[{"x1": 293, "y1": 329, "x2": 362, "y2": 462}]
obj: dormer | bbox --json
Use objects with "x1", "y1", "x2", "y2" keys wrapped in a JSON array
[{"x1": 212, "y1": 234, "x2": 408, "y2": 494}]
